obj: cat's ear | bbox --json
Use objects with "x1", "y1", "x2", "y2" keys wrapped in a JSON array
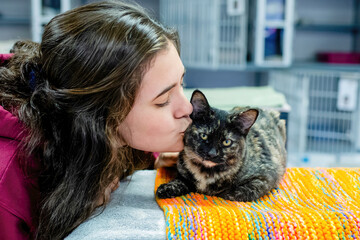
[
  {"x1": 190, "y1": 90, "x2": 210, "y2": 117},
  {"x1": 232, "y1": 109, "x2": 259, "y2": 135}
]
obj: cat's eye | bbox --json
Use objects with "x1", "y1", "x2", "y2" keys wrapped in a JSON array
[
  {"x1": 199, "y1": 133, "x2": 208, "y2": 140},
  {"x1": 223, "y1": 139, "x2": 232, "y2": 147}
]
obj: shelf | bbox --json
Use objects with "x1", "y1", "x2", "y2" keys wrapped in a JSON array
[
  {"x1": 265, "y1": 20, "x2": 286, "y2": 28},
  {"x1": 307, "y1": 130, "x2": 350, "y2": 141},
  {"x1": 240, "y1": 62, "x2": 360, "y2": 72},
  {"x1": 0, "y1": 18, "x2": 30, "y2": 26},
  {"x1": 295, "y1": 23, "x2": 360, "y2": 33},
  {"x1": 292, "y1": 62, "x2": 360, "y2": 72},
  {"x1": 0, "y1": 16, "x2": 55, "y2": 26}
]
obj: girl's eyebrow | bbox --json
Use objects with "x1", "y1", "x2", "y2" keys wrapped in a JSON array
[
  {"x1": 153, "y1": 70, "x2": 186, "y2": 101},
  {"x1": 154, "y1": 83, "x2": 177, "y2": 100}
]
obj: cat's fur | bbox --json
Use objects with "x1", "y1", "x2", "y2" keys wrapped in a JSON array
[{"x1": 156, "y1": 90, "x2": 287, "y2": 202}]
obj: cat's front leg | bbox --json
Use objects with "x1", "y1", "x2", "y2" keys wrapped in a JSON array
[
  {"x1": 156, "y1": 178, "x2": 191, "y2": 199},
  {"x1": 218, "y1": 178, "x2": 273, "y2": 202}
]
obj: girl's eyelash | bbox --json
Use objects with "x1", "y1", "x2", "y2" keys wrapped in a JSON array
[
  {"x1": 156, "y1": 101, "x2": 170, "y2": 107},
  {"x1": 156, "y1": 80, "x2": 184, "y2": 107},
  {"x1": 156, "y1": 94, "x2": 171, "y2": 107}
]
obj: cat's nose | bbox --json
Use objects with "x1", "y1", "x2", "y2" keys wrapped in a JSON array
[{"x1": 208, "y1": 148, "x2": 217, "y2": 158}]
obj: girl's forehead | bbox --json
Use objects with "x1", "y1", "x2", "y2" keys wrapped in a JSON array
[{"x1": 138, "y1": 44, "x2": 184, "y2": 99}]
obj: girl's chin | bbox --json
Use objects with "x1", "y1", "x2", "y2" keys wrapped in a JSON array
[{"x1": 163, "y1": 144, "x2": 184, "y2": 153}]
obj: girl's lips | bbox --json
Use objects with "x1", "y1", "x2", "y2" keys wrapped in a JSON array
[
  {"x1": 180, "y1": 127, "x2": 188, "y2": 134},
  {"x1": 180, "y1": 119, "x2": 191, "y2": 134}
]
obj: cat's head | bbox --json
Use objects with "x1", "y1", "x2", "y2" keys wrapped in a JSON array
[{"x1": 183, "y1": 90, "x2": 258, "y2": 170}]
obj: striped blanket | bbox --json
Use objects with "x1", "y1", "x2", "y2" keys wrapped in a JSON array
[{"x1": 155, "y1": 167, "x2": 360, "y2": 240}]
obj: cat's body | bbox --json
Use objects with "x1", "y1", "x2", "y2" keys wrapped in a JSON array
[{"x1": 156, "y1": 90, "x2": 287, "y2": 202}]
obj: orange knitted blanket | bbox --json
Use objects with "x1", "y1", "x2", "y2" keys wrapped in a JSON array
[{"x1": 155, "y1": 167, "x2": 360, "y2": 240}]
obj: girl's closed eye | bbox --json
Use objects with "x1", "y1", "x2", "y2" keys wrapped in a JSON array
[
  {"x1": 155, "y1": 94, "x2": 170, "y2": 107},
  {"x1": 156, "y1": 100, "x2": 170, "y2": 107},
  {"x1": 155, "y1": 78, "x2": 184, "y2": 108}
]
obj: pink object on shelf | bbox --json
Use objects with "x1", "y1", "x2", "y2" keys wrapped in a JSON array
[{"x1": 316, "y1": 52, "x2": 360, "y2": 64}]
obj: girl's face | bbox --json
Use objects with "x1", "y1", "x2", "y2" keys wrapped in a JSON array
[{"x1": 118, "y1": 42, "x2": 193, "y2": 152}]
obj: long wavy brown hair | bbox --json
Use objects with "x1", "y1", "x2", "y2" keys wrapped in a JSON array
[{"x1": 0, "y1": 1, "x2": 179, "y2": 239}]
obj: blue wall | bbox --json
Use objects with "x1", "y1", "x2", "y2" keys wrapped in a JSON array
[{"x1": 184, "y1": 68, "x2": 268, "y2": 88}]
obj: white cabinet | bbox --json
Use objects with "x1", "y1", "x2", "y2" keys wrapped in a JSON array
[
  {"x1": 160, "y1": 0, "x2": 249, "y2": 70},
  {"x1": 293, "y1": 0, "x2": 360, "y2": 62},
  {"x1": 160, "y1": 0, "x2": 294, "y2": 69},
  {"x1": 31, "y1": 0, "x2": 72, "y2": 42},
  {"x1": 269, "y1": 68, "x2": 360, "y2": 166},
  {"x1": 254, "y1": 0, "x2": 295, "y2": 67}
]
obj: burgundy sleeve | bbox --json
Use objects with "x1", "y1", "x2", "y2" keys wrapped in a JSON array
[
  {"x1": 0, "y1": 204, "x2": 30, "y2": 240},
  {"x1": 0, "y1": 53, "x2": 14, "y2": 65}
]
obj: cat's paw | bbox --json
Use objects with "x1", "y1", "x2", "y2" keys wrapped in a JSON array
[
  {"x1": 156, "y1": 183, "x2": 177, "y2": 199},
  {"x1": 218, "y1": 187, "x2": 263, "y2": 202},
  {"x1": 156, "y1": 181, "x2": 190, "y2": 199}
]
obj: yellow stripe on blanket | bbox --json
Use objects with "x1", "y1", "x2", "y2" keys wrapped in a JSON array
[{"x1": 155, "y1": 167, "x2": 360, "y2": 240}]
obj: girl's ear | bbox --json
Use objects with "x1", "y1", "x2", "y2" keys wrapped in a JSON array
[
  {"x1": 232, "y1": 109, "x2": 259, "y2": 135},
  {"x1": 190, "y1": 90, "x2": 210, "y2": 118}
]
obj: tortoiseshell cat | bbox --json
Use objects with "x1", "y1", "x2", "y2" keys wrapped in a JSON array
[{"x1": 156, "y1": 90, "x2": 287, "y2": 202}]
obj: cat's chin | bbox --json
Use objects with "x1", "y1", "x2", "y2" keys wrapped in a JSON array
[{"x1": 202, "y1": 160, "x2": 218, "y2": 168}]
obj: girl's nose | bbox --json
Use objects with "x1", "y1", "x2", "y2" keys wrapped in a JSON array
[{"x1": 175, "y1": 91, "x2": 193, "y2": 119}]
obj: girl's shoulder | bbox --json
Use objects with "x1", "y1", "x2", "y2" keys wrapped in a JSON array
[
  {"x1": 0, "y1": 105, "x2": 25, "y2": 141},
  {"x1": 0, "y1": 104, "x2": 40, "y2": 238}
]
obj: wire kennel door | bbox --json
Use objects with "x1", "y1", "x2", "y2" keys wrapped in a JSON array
[
  {"x1": 269, "y1": 69, "x2": 360, "y2": 165},
  {"x1": 160, "y1": 0, "x2": 248, "y2": 69}
]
